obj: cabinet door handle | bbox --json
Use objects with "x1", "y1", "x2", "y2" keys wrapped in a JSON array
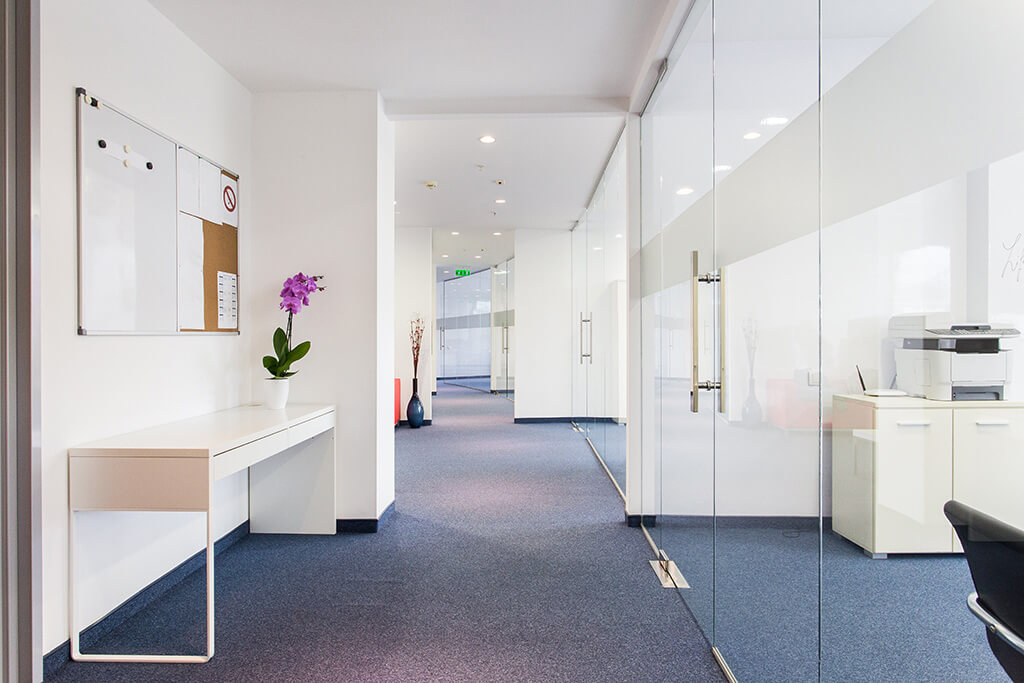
[
  {"x1": 896, "y1": 421, "x2": 931, "y2": 427},
  {"x1": 976, "y1": 420, "x2": 1010, "y2": 426}
]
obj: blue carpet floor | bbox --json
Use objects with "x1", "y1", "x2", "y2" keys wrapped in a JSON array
[
  {"x1": 48, "y1": 384, "x2": 724, "y2": 682},
  {"x1": 661, "y1": 517, "x2": 1007, "y2": 682}
]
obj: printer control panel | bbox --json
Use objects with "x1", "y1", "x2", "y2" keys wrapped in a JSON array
[{"x1": 925, "y1": 326, "x2": 1021, "y2": 338}]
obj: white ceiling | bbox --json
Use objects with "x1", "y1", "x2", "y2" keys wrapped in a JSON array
[
  {"x1": 149, "y1": 0, "x2": 673, "y2": 267},
  {"x1": 397, "y1": 116, "x2": 625, "y2": 235},
  {"x1": 148, "y1": 0, "x2": 670, "y2": 114},
  {"x1": 432, "y1": 226, "x2": 515, "y2": 272}
]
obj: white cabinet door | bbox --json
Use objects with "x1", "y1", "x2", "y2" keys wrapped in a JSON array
[
  {"x1": 953, "y1": 407, "x2": 1024, "y2": 531},
  {"x1": 874, "y1": 409, "x2": 953, "y2": 552}
]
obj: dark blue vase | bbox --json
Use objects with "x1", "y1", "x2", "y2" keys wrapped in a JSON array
[{"x1": 406, "y1": 378, "x2": 424, "y2": 428}]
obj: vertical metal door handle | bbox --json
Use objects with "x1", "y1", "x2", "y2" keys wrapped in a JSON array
[
  {"x1": 691, "y1": 251, "x2": 700, "y2": 413},
  {"x1": 588, "y1": 312, "x2": 593, "y2": 365},
  {"x1": 719, "y1": 266, "x2": 726, "y2": 414},
  {"x1": 579, "y1": 312, "x2": 584, "y2": 365}
]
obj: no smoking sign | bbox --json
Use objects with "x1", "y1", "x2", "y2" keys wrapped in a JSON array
[{"x1": 223, "y1": 185, "x2": 236, "y2": 213}]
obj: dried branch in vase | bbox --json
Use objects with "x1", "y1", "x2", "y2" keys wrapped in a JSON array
[{"x1": 410, "y1": 317, "x2": 425, "y2": 379}]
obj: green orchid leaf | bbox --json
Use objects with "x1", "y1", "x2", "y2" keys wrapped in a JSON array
[
  {"x1": 262, "y1": 355, "x2": 278, "y2": 371},
  {"x1": 280, "y1": 371, "x2": 297, "y2": 377},
  {"x1": 273, "y1": 327, "x2": 288, "y2": 360},
  {"x1": 286, "y1": 341, "x2": 311, "y2": 364}
]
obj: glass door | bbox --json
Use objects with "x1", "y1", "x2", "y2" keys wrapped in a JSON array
[
  {"x1": 710, "y1": 0, "x2": 821, "y2": 679},
  {"x1": 640, "y1": 0, "x2": 716, "y2": 639},
  {"x1": 440, "y1": 269, "x2": 491, "y2": 391}
]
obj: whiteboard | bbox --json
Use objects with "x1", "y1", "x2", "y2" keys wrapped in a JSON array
[
  {"x1": 77, "y1": 90, "x2": 240, "y2": 335},
  {"x1": 78, "y1": 93, "x2": 178, "y2": 333}
]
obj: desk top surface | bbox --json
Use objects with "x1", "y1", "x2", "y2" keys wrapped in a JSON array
[
  {"x1": 68, "y1": 403, "x2": 335, "y2": 458},
  {"x1": 833, "y1": 394, "x2": 1024, "y2": 409}
]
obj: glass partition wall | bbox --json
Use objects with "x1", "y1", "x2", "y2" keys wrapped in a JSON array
[
  {"x1": 490, "y1": 257, "x2": 515, "y2": 400},
  {"x1": 639, "y1": 1, "x2": 1024, "y2": 680},
  {"x1": 574, "y1": 133, "x2": 629, "y2": 495}
]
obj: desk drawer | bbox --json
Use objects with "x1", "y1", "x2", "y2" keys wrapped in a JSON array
[
  {"x1": 70, "y1": 456, "x2": 209, "y2": 511},
  {"x1": 213, "y1": 429, "x2": 289, "y2": 480},
  {"x1": 288, "y1": 412, "x2": 335, "y2": 447}
]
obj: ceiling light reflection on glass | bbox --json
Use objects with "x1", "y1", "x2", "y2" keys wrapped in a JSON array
[
  {"x1": 479, "y1": 135, "x2": 496, "y2": 144},
  {"x1": 451, "y1": 231, "x2": 460, "y2": 236},
  {"x1": 743, "y1": 131, "x2": 761, "y2": 140},
  {"x1": 676, "y1": 187, "x2": 694, "y2": 196},
  {"x1": 494, "y1": 199, "x2": 506, "y2": 204},
  {"x1": 493, "y1": 232, "x2": 502, "y2": 236},
  {"x1": 713, "y1": 165, "x2": 732, "y2": 172},
  {"x1": 760, "y1": 117, "x2": 788, "y2": 126}
]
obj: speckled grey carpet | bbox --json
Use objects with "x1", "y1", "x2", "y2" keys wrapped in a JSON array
[{"x1": 48, "y1": 384, "x2": 724, "y2": 682}]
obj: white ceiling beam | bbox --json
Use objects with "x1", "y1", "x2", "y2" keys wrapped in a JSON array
[{"x1": 386, "y1": 95, "x2": 629, "y2": 120}]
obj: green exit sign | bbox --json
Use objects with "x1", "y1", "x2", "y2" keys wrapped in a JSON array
[{"x1": 455, "y1": 269, "x2": 471, "y2": 277}]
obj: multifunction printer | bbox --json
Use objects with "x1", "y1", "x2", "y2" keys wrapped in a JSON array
[{"x1": 889, "y1": 313, "x2": 1020, "y2": 401}]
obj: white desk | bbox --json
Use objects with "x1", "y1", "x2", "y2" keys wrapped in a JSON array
[{"x1": 68, "y1": 403, "x2": 336, "y2": 663}]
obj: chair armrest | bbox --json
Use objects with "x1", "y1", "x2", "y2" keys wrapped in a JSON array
[{"x1": 969, "y1": 592, "x2": 1024, "y2": 656}]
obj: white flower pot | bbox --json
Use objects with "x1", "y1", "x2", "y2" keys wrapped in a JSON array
[{"x1": 264, "y1": 378, "x2": 290, "y2": 410}]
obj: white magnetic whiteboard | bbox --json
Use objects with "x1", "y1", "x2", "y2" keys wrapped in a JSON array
[
  {"x1": 77, "y1": 90, "x2": 240, "y2": 335},
  {"x1": 78, "y1": 92, "x2": 178, "y2": 334}
]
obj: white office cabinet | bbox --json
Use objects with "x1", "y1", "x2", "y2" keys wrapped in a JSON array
[
  {"x1": 953, "y1": 407, "x2": 1024, "y2": 532},
  {"x1": 832, "y1": 394, "x2": 1024, "y2": 557},
  {"x1": 872, "y1": 409, "x2": 952, "y2": 552}
]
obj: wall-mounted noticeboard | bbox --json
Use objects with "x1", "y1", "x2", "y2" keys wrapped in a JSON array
[{"x1": 76, "y1": 88, "x2": 240, "y2": 335}]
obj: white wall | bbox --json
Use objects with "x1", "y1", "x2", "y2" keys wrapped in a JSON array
[
  {"x1": 40, "y1": 0, "x2": 253, "y2": 651},
  {"x1": 395, "y1": 228, "x2": 433, "y2": 421},
  {"x1": 514, "y1": 230, "x2": 573, "y2": 418},
  {"x1": 251, "y1": 91, "x2": 395, "y2": 521}
]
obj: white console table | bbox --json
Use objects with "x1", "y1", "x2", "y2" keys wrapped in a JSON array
[
  {"x1": 68, "y1": 403, "x2": 336, "y2": 663},
  {"x1": 832, "y1": 394, "x2": 1024, "y2": 557}
]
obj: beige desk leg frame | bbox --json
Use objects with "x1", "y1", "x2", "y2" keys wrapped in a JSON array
[{"x1": 68, "y1": 488, "x2": 215, "y2": 663}]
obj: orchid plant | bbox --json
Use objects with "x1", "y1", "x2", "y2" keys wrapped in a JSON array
[{"x1": 263, "y1": 273, "x2": 324, "y2": 378}]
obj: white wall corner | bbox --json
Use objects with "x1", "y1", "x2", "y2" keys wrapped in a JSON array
[{"x1": 376, "y1": 94, "x2": 396, "y2": 518}]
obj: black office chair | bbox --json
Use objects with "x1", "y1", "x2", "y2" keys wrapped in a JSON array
[{"x1": 945, "y1": 500, "x2": 1024, "y2": 682}]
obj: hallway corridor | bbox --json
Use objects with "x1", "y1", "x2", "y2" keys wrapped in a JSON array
[{"x1": 49, "y1": 384, "x2": 722, "y2": 682}]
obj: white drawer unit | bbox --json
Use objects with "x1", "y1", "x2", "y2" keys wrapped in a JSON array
[
  {"x1": 832, "y1": 394, "x2": 1024, "y2": 557},
  {"x1": 68, "y1": 403, "x2": 336, "y2": 663}
]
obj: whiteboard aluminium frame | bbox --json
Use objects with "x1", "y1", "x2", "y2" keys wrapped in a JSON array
[{"x1": 75, "y1": 86, "x2": 241, "y2": 336}]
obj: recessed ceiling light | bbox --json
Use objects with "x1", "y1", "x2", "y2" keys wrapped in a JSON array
[
  {"x1": 760, "y1": 116, "x2": 788, "y2": 126},
  {"x1": 451, "y1": 231, "x2": 459, "y2": 236},
  {"x1": 493, "y1": 232, "x2": 502, "y2": 236},
  {"x1": 615, "y1": 234, "x2": 623, "y2": 238},
  {"x1": 743, "y1": 131, "x2": 761, "y2": 140},
  {"x1": 441, "y1": 254, "x2": 448, "y2": 258},
  {"x1": 593, "y1": 246, "x2": 603, "y2": 251},
  {"x1": 494, "y1": 199, "x2": 506, "y2": 204},
  {"x1": 713, "y1": 165, "x2": 732, "y2": 172},
  {"x1": 474, "y1": 254, "x2": 482, "y2": 259},
  {"x1": 676, "y1": 187, "x2": 694, "y2": 196},
  {"x1": 479, "y1": 135, "x2": 496, "y2": 144}
]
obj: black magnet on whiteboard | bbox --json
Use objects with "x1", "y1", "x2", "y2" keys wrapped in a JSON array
[
  {"x1": 146, "y1": 162, "x2": 153, "y2": 170},
  {"x1": 97, "y1": 139, "x2": 106, "y2": 148}
]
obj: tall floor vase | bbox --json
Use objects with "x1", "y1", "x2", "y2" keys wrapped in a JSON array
[{"x1": 406, "y1": 378, "x2": 424, "y2": 428}]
